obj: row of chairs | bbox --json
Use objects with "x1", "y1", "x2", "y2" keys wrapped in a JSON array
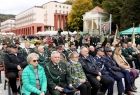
[{"x1": 0, "y1": 62, "x2": 125, "y2": 95}]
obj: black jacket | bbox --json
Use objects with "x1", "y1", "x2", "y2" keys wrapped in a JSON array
[
  {"x1": 79, "y1": 55, "x2": 100, "y2": 77},
  {"x1": 4, "y1": 52, "x2": 27, "y2": 72}
]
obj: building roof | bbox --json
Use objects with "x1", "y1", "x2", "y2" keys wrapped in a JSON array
[
  {"x1": 90, "y1": 6, "x2": 105, "y2": 13},
  {"x1": 83, "y1": 6, "x2": 106, "y2": 20},
  {"x1": 42, "y1": 1, "x2": 65, "y2": 6},
  {"x1": 16, "y1": 6, "x2": 43, "y2": 16}
]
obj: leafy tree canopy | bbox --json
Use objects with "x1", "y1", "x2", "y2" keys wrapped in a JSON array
[
  {"x1": 102, "y1": 0, "x2": 140, "y2": 30},
  {"x1": 63, "y1": 0, "x2": 75, "y2": 5},
  {"x1": 120, "y1": 0, "x2": 140, "y2": 29},
  {"x1": 68, "y1": 0, "x2": 93, "y2": 31}
]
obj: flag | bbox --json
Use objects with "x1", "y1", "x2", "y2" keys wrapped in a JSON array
[
  {"x1": 132, "y1": 23, "x2": 136, "y2": 46},
  {"x1": 113, "y1": 25, "x2": 119, "y2": 45}
]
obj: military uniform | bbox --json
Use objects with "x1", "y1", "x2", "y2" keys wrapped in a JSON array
[
  {"x1": 122, "y1": 48, "x2": 129, "y2": 57},
  {"x1": 93, "y1": 56, "x2": 115, "y2": 95},
  {"x1": 79, "y1": 55, "x2": 114, "y2": 95},
  {"x1": 121, "y1": 48, "x2": 136, "y2": 68},
  {"x1": 37, "y1": 52, "x2": 49, "y2": 67},
  {"x1": 103, "y1": 55, "x2": 133, "y2": 93},
  {"x1": 45, "y1": 61, "x2": 72, "y2": 95},
  {"x1": 126, "y1": 47, "x2": 140, "y2": 69},
  {"x1": 22, "y1": 47, "x2": 34, "y2": 57}
]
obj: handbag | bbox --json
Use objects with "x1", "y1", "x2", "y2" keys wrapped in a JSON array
[{"x1": 130, "y1": 68, "x2": 139, "y2": 78}]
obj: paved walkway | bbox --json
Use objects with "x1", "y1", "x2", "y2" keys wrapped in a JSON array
[{"x1": 0, "y1": 71, "x2": 140, "y2": 95}]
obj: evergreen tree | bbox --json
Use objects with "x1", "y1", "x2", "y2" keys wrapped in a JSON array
[
  {"x1": 92, "y1": 0, "x2": 104, "y2": 7},
  {"x1": 120, "y1": 0, "x2": 140, "y2": 29},
  {"x1": 102, "y1": 0, "x2": 123, "y2": 27}
]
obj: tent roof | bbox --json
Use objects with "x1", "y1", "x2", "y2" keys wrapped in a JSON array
[{"x1": 120, "y1": 27, "x2": 140, "y2": 35}]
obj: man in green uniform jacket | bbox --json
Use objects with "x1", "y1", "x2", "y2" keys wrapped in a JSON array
[{"x1": 45, "y1": 51, "x2": 74, "y2": 95}]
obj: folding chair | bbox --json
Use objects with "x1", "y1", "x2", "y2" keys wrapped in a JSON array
[
  {"x1": 4, "y1": 72, "x2": 12, "y2": 95},
  {"x1": 4, "y1": 66, "x2": 22, "y2": 95},
  {"x1": 0, "y1": 61, "x2": 4, "y2": 83}
]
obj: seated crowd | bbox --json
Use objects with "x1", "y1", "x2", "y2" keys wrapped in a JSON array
[{"x1": 1, "y1": 39, "x2": 140, "y2": 95}]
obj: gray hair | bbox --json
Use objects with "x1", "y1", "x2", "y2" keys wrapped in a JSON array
[
  {"x1": 51, "y1": 51, "x2": 60, "y2": 57},
  {"x1": 27, "y1": 53, "x2": 39, "y2": 63}
]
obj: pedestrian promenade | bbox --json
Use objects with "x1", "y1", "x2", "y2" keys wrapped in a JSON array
[{"x1": 0, "y1": 71, "x2": 140, "y2": 95}]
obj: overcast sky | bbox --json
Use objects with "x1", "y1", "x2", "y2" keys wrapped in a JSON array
[{"x1": 0, "y1": 0, "x2": 66, "y2": 15}]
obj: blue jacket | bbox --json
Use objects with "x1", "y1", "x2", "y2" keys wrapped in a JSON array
[
  {"x1": 93, "y1": 56, "x2": 109, "y2": 75},
  {"x1": 79, "y1": 55, "x2": 100, "y2": 77},
  {"x1": 21, "y1": 64, "x2": 47, "y2": 95},
  {"x1": 102, "y1": 55, "x2": 124, "y2": 78}
]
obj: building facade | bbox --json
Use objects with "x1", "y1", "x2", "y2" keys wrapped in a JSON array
[
  {"x1": 14, "y1": 6, "x2": 45, "y2": 35},
  {"x1": 83, "y1": 6, "x2": 107, "y2": 35},
  {"x1": 0, "y1": 18, "x2": 15, "y2": 33},
  {"x1": 42, "y1": 1, "x2": 71, "y2": 31},
  {"x1": 0, "y1": 1, "x2": 71, "y2": 35}
]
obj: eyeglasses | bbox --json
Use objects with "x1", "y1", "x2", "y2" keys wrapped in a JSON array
[
  {"x1": 32, "y1": 60, "x2": 39, "y2": 62},
  {"x1": 54, "y1": 57, "x2": 60, "y2": 58}
]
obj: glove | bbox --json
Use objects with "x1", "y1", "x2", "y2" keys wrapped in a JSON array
[{"x1": 55, "y1": 86, "x2": 64, "y2": 92}]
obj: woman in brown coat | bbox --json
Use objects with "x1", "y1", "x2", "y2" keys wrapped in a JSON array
[
  {"x1": 113, "y1": 46, "x2": 139, "y2": 93},
  {"x1": 113, "y1": 46, "x2": 131, "y2": 69}
]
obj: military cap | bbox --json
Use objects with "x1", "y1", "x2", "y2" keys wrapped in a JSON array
[
  {"x1": 104, "y1": 47, "x2": 112, "y2": 52},
  {"x1": 8, "y1": 44, "x2": 17, "y2": 48},
  {"x1": 96, "y1": 47, "x2": 104, "y2": 52}
]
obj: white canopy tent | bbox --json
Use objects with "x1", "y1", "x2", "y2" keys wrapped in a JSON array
[
  {"x1": 0, "y1": 32, "x2": 15, "y2": 36},
  {"x1": 35, "y1": 31, "x2": 77, "y2": 36}
]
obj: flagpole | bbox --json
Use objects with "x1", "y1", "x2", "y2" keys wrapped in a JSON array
[
  {"x1": 99, "y1": 17, "x2": 102, "y2": 35},
  {"x1": 132, "y1": 23, "x2": 135, "y2": 46},
  {"x1": 113, "y1": 24, "x2": 118, "y2": 45},
  {"x1": 109, "y1": 14, "x2": 112, "y2": 35}
]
